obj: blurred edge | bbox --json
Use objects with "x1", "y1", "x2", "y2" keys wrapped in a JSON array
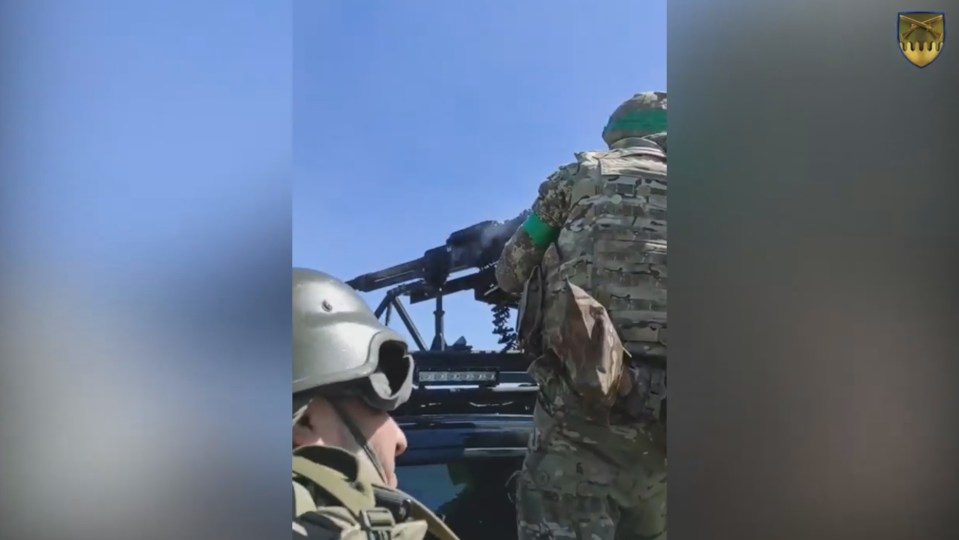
[
  {"x1": 669, "y1": 0, "x2": 959, "y2": 539},
  {"x1": 0, "y1": 2, "x2": 293, "y2": 540}
]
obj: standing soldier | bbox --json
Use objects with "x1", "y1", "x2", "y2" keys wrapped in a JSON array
[
  {"x1": 291, "y1": 268, "x2": 461, "y2": 540},
  {"x1": 495, "y1": 92, "x2": 668, "y2": 540}
]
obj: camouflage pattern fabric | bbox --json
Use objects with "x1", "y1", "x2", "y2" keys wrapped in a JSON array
[
  {"x1": 495, "y1": 94, "x2": 668, "y2": 539},
  {"x1": 515, "y1": 377, "x2": 667, "y2": 540},
  {"x1": 643, "y1": 131, "x2": 666, "y2": 154},
  {"x1": 496, "y1": 142, "x2": 667, "y2": 357}
]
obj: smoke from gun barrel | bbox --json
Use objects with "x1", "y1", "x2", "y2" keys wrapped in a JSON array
[
  {"x1": 346, "y1": 210, "x2": 530, "y2": 293},
  {"x1": 479, "y1": 211, "x2": 529, "y2": 255}
]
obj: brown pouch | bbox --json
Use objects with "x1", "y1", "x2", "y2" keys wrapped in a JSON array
[{"x1": 550, "y1": 280, "x2": 630, "y2": 423}]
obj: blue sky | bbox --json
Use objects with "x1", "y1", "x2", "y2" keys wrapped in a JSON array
[
  {"x1": 293, "y1": 0, "x2": 666, "y2": 351},
  {"x1": 8, "y1": 0, "x2": 290, "y2": 289}
]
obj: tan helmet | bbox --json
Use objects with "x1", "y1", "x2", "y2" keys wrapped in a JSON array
[{"x1": 602, "y1": 91, "x2": 667, "y2": 147}]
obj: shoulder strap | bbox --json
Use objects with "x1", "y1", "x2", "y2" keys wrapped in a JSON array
[
  {"x1": 569, "y1": 178, "x2": 600, "y2": 209},
  {"x1": 407, "y1": 497, "x2": 459, "y2": 540},
  {"x1": 293, "y1": 455, "x2": 376, "y2": 518},
  {"x1": 569, "y1": 150, "x2": 605, "y2": 209},
  {"x1": 294, "y1": 481, "x2": 318, "y2": 518}
]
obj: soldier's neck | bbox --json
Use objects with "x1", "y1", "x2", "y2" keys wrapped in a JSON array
[{"x1": 608, "y1": 137, "x2": 665, "y2": 158}]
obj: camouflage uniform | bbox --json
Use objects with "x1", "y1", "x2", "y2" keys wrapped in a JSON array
[
  {"x1": 644, "y1": 132, "x2": 666, "y2": 154},
  {"x1": 496, "y1": 93, "x2": 668, "y2": 540}
]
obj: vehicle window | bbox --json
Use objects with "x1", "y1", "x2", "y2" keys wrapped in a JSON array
[{"x1": 398, "y1": 457, "x2": 523, "y2": 540}]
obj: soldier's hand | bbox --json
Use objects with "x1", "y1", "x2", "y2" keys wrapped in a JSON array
[{"x1": 483, "y1": 284, "x2": 519, "y2": 305}]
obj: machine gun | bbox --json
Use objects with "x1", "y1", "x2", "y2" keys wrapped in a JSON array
[{"x1": 347, "y1": 210, "x2": 530, "y2": 353}]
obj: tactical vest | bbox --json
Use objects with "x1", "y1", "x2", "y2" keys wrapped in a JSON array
[
  {"x1": 542, "y1": 146, "x2": 667, "y2": 358},
  {"x1": 292, "y1": 447, "x2": 459, "y2": 540}
]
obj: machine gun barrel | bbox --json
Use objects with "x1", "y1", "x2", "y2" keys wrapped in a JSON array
[
  {"x1": 346, "y1": 210, "x2": 529, "y2": 352},
  {"x1": 346, "y1": 210, "x2": 530, "y2": 294},
  {"x1": 346, "y1": 258, "x2": 425, "y2": 292}
]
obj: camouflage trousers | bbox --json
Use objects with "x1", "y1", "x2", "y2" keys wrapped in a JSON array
[{"x1": 515, "y1": 402, "x2": 667, "y2": 540}]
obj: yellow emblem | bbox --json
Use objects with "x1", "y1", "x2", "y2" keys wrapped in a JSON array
[{"x1": 898, "y1": 12, "x2": 945, "y2": 68}]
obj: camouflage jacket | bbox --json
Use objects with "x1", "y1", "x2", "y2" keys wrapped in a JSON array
[
  {"x1": 495, "y1": 138, "x2": 667, "y2": 404},
  {"x1": 644, "y1": 131, "x2": 666, "y2": 153},
  {"x1": 292, "y1": 446, "x2": 458, "y2": 540}
]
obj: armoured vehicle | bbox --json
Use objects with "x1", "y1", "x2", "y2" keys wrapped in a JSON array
[{"x1": 347, "y1": 213, "x2": 534, "y2": 540}]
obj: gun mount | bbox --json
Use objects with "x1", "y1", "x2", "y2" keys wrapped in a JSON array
[
  {"x1": 347, "y1": 211, "x2": 530, "y2": 353},
  {"x1": 393, "y1": 350, "x2": 536, "y2": 416}
]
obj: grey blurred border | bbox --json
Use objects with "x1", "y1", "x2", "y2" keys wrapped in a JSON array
[
  {"x1": 0, "y1": 2, "x2": 293, "y2": 540},
  {"x1": 670, "y1": 0, "x2": 959, "y2": 538}
]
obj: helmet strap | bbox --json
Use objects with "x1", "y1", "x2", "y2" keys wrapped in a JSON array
[{"x1": 329, "y1": 399, "x2": 389, "y2": 484}]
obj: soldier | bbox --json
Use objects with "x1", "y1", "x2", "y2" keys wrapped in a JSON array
[
  {"x1": 291, "y1": 268, "x2": 461, "y2": 540},
  {"x1": 495, "y1": 92, "x2": 668, "y2": 540}
]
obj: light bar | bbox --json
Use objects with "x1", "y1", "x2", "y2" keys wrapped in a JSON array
[{"x1": 416, "y1": 368, "x2": 498, "y2": 386}]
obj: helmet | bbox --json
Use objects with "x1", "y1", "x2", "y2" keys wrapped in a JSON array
[
  {"x1": 292, "y1": 268, "x2": 413, "y2": 413},
  {"x1": 602, "y1": 91, "x2": 667, "y2": 147}
]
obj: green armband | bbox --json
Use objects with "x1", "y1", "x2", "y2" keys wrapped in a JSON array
[
  {"x1": 604, "y1": 109, "x2": 667, "y2": 135},
  {"x1": 522, "y1": 212, "x2": 559, "y2": 248}
]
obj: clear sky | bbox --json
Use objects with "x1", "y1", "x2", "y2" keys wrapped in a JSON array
[
  {"x1": 293, "y1": 0, "x2": 666, "y2": 351},
  {"x1": 7, "y1": 0, "x2": 290, "y2": 294}
]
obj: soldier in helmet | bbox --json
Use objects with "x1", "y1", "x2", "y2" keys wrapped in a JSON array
[
  {"x1": 291, "y1": 268, "x2": 460, "y2": 540},
  {"x1": 495, "y1": 92, "x2": 668, "y2": 540}
]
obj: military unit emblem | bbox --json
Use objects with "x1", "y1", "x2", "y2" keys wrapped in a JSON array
[{"x1": 898, "y1": 12, "x2": 945, "y2": 68}]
